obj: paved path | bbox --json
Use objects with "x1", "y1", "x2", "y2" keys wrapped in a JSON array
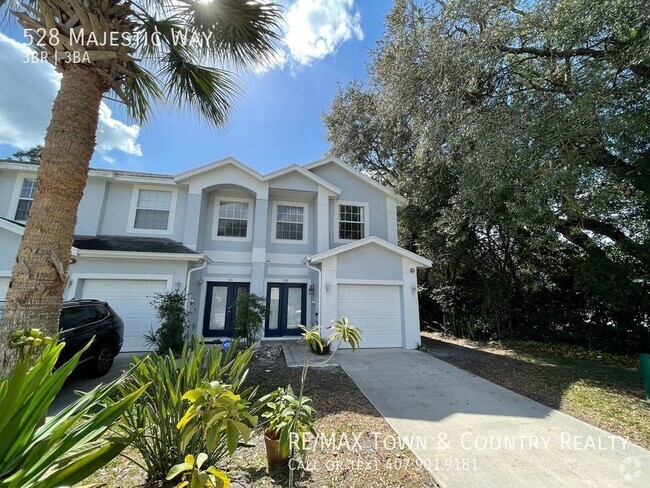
[
  {"x1": 337, "y1": 349, "x2": 649, "y2": 488},
  {"x1": 48, "y1": 353, "x2": 133, "y2": 417}
]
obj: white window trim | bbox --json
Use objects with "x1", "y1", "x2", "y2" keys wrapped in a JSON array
[
  {"x1": 334, "y1": 200, "x2": 369, "y2": 244},
  {"x1": 271, "y1": 201, "x2": 309, "y2": 245},
  {"x1": 212, "y1": 196, "x2": 254, "y2": 242},
  {"x1": 7, "y1": 173, "x2": 37, "y2": 223},
  {"x1": 126, "y1": 185, "x2": 178, "y2": 235}
]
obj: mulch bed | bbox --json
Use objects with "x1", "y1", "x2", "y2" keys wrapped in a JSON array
[
  {"x1": 225, "y1": 347, "x2": 437, "y2": 487},
  {"x1": 83, "y1": 346, "x2": 437, "y2": 487}
]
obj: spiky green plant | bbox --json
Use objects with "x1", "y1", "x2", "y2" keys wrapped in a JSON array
[{"x1": 0, "y1": 330, "x2": 147, "y2": 488}]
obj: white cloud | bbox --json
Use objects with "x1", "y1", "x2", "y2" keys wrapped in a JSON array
[
  {"x1": 0, "y1": 33, "x2": 142, "y2": 160},
  {"x1": 255, "y1": 0, "x2": 363, "y2": 72}
]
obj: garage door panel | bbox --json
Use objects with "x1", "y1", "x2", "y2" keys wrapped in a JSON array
[
  {"x1": 81, "y1": 278, "x2": 167, "y2": 352},
  {"x1": 337, "y1": 284, "x2": 402, "y2": 348}
]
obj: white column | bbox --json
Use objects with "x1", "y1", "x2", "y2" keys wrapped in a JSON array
[
  {"x1": 401, "y1": 257, "x2": 421, "y2": 349},
  {"x1": 250, "y1": 191, "x2": 268, "y2": 295},
  {"x1": 183, "y1": 192, "x2": 202, "y2": 250},
  {"x1": 316, "y1": 188, "x2": 330, "y2": 252},
  {"x1": 320, "y1": 256, "x2": 338, "y2": 337},
  {"x1": 386, "y1": 196, "x2": 398, "y2": 245}
]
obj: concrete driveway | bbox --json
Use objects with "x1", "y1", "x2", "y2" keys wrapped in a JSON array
[
  {"x1": 48, "y1": 353, "x2": 134, "y2": 416},
  {"x1": 338, "y1": 349, "x2": 649, "y2": 487}
]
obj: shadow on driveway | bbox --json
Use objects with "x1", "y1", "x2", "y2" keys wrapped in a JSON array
[{"x1": 48, "y1": 353, "x2": 135, "y2": 417}]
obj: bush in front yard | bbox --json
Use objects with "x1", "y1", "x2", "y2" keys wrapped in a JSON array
[
  {"x1": 234, "y1": 292, "x2": 267, "y2": 347},
  {"x1": 118, "y1": 337, "x2": 255, "y2": 483},
  {"x1": 145, "y1": 290, "x2": 188, "y2": 355}
]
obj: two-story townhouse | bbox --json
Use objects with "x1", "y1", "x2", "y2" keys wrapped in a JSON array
[{"x1": 0, "y1": 156, "x2": 431, "y2": 351}]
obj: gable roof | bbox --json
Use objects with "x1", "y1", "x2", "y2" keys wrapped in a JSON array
[
  {"x1": 264, "y1": 164, "x2": 341, "y2": 195},
  {"x1": 308, "y1": 235, "x2": 432, "y2": 268},
  {"x1": 174, "y1": 157, "x2": 264, "y2": 182},
  {"x1": 73, "y1": 235, "x2": 199, "y2": 254},
  {"x1": 304, "y1": 157, "x2": 408, "y2": 206}
]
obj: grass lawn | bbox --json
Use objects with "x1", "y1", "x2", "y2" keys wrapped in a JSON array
[
  {"x1": 420, "y1": 332, "x2": 650, "y2": 449},
  {"x1": 83, "y1": 348, "x2": 436, "y2": 487}
]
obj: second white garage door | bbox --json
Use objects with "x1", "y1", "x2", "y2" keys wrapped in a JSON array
[
  {"x1": 81, "y1": 278, "x2": 168, "y2": 351},
  {"x1": 337, "y1": 284, "x2": 403, "y2": 348}
]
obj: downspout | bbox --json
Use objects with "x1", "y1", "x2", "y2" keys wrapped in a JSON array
[
  {"x1": 304, "y1": 256, "x2": 322, "y2": 327},
  {"x1": 185, "y1": 256, "x2": 210, "y2": 338}
]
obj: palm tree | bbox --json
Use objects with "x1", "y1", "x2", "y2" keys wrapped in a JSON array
[{"x1": 0, "y1": 0, "x2": 282, "y2": 375}]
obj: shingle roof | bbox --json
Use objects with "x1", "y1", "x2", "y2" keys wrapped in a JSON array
[{"x1": 72, "y1": 235, "x2": 198, "y2": 254}]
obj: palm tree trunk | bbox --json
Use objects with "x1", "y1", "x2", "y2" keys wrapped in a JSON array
[{"x1": 0, "y1": 65, "x2": 109, "y2": 377}]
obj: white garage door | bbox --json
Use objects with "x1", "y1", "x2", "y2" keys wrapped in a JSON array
[
  {"x1": 0, "y1": 277, "x2": 8, "y2": 301},
  {"x1": 81, "y1": 278, "x2": 168, "y2": 351},
  {"x1": 337, "y1": 284, "x2": 403, "y2": 348}
]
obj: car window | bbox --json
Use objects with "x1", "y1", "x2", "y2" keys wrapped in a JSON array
[
  {"x1": 91, "y1": 305, "x2": 110, "y2": 322},
  {"x1": 60, "y1": 306, "x2": 93, "y2": 330}
]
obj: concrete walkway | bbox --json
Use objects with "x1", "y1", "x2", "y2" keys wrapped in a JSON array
[{"x1": 337, "y1": 349, "x2": 649, "y2": 487}]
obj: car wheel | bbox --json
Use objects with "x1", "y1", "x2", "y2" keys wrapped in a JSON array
[{"x1": 91, "y1": 344, "x2": 115, "y2": 377}]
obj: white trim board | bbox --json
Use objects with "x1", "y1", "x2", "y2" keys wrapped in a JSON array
[
  {"x1": 75, "y1": 250, "x2": 205, "y2": 261},
  {"x1": 309, "y1": 235, "x2": 432, "y2": 268}
]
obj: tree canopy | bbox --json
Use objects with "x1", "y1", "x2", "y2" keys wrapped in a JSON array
[{"x1": 324, "y1": 0, "x2": 650, "y2": 353}]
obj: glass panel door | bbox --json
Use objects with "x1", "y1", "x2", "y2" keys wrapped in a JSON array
[
  {"x1": 208, "y1": 286, "x2": 228, "y2": 330},
  {"x1": 268, "y1": 286, "x2": 281, "y2": 331},
  {"x1": 286, "y1": 287, "x2": 303, "y2": 330},
  {"x1": 203, "y1": 282, "x2": 249, "y2": 337},
  {"x1": 265, "y1": 283, "x2": 306, "y2": 336}
]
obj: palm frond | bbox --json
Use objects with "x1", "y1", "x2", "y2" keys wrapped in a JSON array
[
  {"x1": 174, "y1": 0, "x2": 283, "y2": 66},
  {"x1": 120, "y1": 62, "x2": 164, "y2": 125},
  {"x1": 160, "y1": 46, "x2": 240, "y2": 126}
]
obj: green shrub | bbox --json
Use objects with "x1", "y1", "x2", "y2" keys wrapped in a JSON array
[
  {"x1": 234, "y1": 292, "x2": 267, "y2": 347},
  {"x1": 259, "y1": 386, "x2": 316, "y2": 459},
  {"x1": 119, "y1": 337, "x2": 255, "y2": 483},
  {"x1": 145, "y1": 290, "x2": 188, "y2": 355},
  {"x1": 166, "y1": 453, "x2": 229, "y2": 488},
  {"x1": 0, "y1": 329, "x2": 146, "y2": 488}
]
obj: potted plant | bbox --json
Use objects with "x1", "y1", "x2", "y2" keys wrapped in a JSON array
[
  {"x1": 258, "y1": 318, "x2": 361, "y2": 479},
  {"x1": 258, "y1": 386, "x2": 316, "y2": 467}
]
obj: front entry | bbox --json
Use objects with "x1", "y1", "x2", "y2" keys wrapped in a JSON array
[
  {"x1": 265, "y1": 283, "x2": 307, "y2": 337},
  {"x1": 203, "y1": 282, "x2": 249, "y2": 337}
]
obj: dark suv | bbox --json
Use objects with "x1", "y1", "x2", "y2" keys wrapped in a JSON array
[
  {"x1": 58, "y1": 299, "x2": 125, "y2": 377},
  {"x1": 0, "y1": 299, "x2": 124, "y2": 376}
]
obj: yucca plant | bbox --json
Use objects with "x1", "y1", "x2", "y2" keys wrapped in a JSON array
[
  {"x1": 0, "y1": 329, "x2": 147, "y2": 488},
  {"x1": 118, "y1": 337, "x2": 254, "y2": 482}
]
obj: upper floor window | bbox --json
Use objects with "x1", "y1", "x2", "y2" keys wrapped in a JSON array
[
  {"x1": 338, "y1": 202, "x2": 368, "y2": 241},
  {"x1": 272, "y1": 202, "x2": 308, "y2": 244},
  {"x1": 216, "y1": 199, "x2": 251, "y2": 239},
  {"x1": 127, "y1": 186, "x2": 177, "y2": 234},
  {"x1": 14, "y1": 178, "x2": 36, "y2": 222},
  {"x1": 134, "y1": 189, "x2": 172, "y2": 230}
]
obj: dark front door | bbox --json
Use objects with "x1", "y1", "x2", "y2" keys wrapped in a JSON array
[
  {"x1": 265, "y1": 283, "x2": 307, "y2": 337},
  {"x1": 203, "y1": 282, "x2": 249, "y2": 337}
]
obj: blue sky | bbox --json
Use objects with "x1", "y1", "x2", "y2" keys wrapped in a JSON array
[{"x1": 0, "y1": 0, "x2": 391, "y2": 175}]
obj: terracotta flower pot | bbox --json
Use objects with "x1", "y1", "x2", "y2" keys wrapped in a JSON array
[{"x1": 264, "y1": 431, "x2": 289, "y2": 468}]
